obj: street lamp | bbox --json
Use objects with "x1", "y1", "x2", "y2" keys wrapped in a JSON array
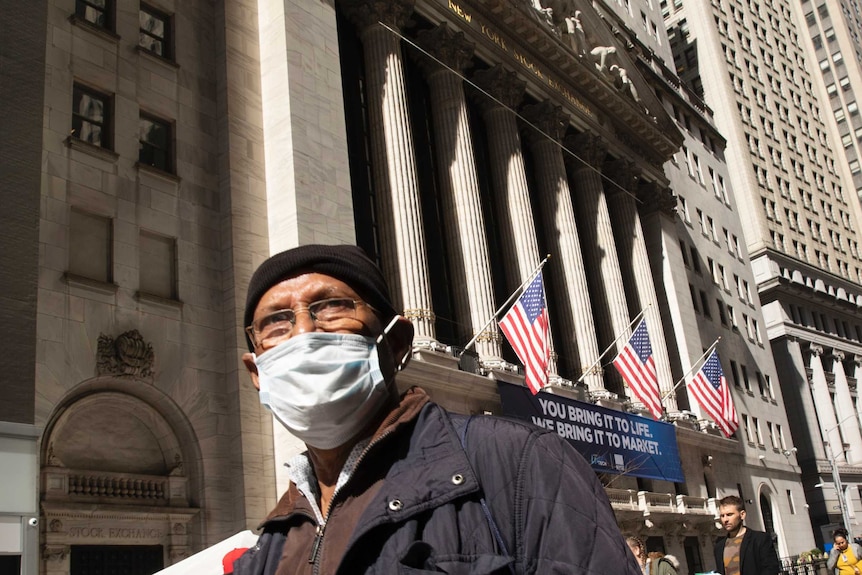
[
  {"x1": 820, "y1": 440, "x2": 853, "y2": 540},
  {"x1": 819, "y1": 413, "x2": 858, "y2": 539}
]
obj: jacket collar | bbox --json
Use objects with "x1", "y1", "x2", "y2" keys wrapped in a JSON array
[{"x1": 260, "y1": 386, "x2": 434, "y2": 527}]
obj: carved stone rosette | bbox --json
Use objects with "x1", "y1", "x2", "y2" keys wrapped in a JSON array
[{"x1": 96, "y1": 330, "x2": 155, "y2": 378}]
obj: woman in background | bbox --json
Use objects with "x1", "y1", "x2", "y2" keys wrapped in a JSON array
[
  {"x1": 626, "y1": 537, "x2": 679, "y2": 575},
  {"x1": 828, "y1": 528, "x2": 862, "y2": 575}
]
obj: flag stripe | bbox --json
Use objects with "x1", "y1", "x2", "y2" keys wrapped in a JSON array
[
  {"x1": 687, "y1": 350, "x2": 739, "y2": 437},
  {"x1": 612, "y1": 319, "x2": 663, "y2": 420},
  {"x1": 499, "y1": 273, "x2": 550, "y2": 395}
]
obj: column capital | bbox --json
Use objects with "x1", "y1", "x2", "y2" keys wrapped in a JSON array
[
  {"x1": 521, "y1": 100, "x2": 569, "y2": 144},
  {"x1": 563, "y1": 132, "x2": 607, "y2": 169},
  {"x1": 341, "y1": 0, "x2": 415, "y2": 33},
  {"x1": 830, "y1": 350, "x2": 846, "y2": 362},
  {"x1": 637, "y1": 181, "x2": 677, "y2": 216},
  {"x1": 604, "y1": 158, "x2": 641, "y2": 195},
  {"x1": 470, "y1": 65, "x2": 525, "y2": 111},
  {"x1": 854, "y1": 354, "x2": 862, "y2": 366},
  {"x1": 402, "y1": 307, "x2": 437, "y2": 322},
  {"x1": 809, "y1": 344, "x2": 825, "y2": 357},
  {"x1": 414, "y1": 23, "x2": 475, "y2": 75}
]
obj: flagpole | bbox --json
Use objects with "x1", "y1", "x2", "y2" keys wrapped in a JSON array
[
  {"x1": 659, "y1": 336, "x2": 721, "y2": 402},
  {"x1": 575, "y1": 305, "x2": 651, "y2": 384},
  {"x1": 459, "y1": 254, "x2": 552, "y2": 356}
]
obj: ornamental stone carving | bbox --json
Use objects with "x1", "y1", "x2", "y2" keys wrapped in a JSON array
[
  {"x1": 564, "y1": 132, "x2": 607, "y2": 169},
  {"x1": 340, "y1": 0, "x2": 414, "y2": 32},
  {"x1": 470, "y1": 65, "x2": 526, "y2": 112},
  {"x1": 43, "y1": 544, "x2": 70, "y2": 562},
  {"x1": 414, "y1": 23, "x2": 475, "y2": 74},
  {"x1": 97, "y1": 330, "x2": 155, "y2": 378},
  {"x1": 521, "y1": 101, "x2": 569, "y2": 144},
  {"x1": 637, "y1": 181, "x2": 677, "y2": 216}
]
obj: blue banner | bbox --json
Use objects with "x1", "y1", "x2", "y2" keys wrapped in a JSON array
[{"x1": 497, "y1": 382, "x2": 684, "y2": 482}]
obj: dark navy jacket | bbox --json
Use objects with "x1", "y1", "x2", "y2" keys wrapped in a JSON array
[{"x1": 233, "y1": 400, "x2": 642, "y2": 575}]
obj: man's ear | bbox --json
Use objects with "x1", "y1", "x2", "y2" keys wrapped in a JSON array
[
  {"x1": 387, "y1": 316, "x2": 414, "y2": 369},
  {"x1": 242, "y1": 352, "x2": 261, "y2": 390},
  {"x1": 377, "y1": 316, "x2": 414, "y2": 377}
]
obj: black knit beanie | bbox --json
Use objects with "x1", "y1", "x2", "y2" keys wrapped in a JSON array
[{"x1": 243, "y1": 244, "x2": 397, "y2": 350}]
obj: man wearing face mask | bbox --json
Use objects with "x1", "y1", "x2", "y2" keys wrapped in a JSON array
[{"x1": 231, "y1": 244, "x2": 641, "y2": 575}]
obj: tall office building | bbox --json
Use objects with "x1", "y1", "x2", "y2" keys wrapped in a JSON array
[
  {"x1": 665, "y1": 0, "x2": 862, "y2": 544},
  {"x1": 797, "y1": 0, "x2": 862, "y2": 204},
  {"x1": 589, "y1": 0, "x2": 814, "y2": 555},
  {"x1": 0, "y1": 0, "x2": 824, "y2": 572}
]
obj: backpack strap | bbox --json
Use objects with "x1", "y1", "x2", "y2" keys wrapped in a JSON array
[{"x1": 455, "y1": 415, "x2": 517, "y2": 575}]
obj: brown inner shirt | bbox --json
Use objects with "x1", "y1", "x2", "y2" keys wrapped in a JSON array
[{"x1": 723, "y1": 534, "x2": 744, "y2": 575}]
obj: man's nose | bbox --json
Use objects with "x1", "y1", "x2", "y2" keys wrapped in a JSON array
[{"x1": 291, "y1": 309, "x2": 317, "y2": 336}]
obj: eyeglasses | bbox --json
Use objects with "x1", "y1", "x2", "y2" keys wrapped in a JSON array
[{"x1": 246, "y1": 298, "x2": 370, "y2": 348}]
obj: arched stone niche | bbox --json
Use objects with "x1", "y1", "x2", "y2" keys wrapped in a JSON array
[{"x1": 40, "y1": 379, "x2": 202, "y2": 574}]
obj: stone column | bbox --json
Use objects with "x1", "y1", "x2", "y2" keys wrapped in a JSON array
[
  {"x1": 521, "y1": 101, "x2": 601, "y2": 389},
  {"x1": 854, "y1": 356, "x2": 862, "y2": 443},
  {"x1": 809, "y1": 345, "x2": 843, "y2": 461},
  {"x1": 830, "y1": 351, "x2": 862, "y2": 462},
  {"x1": 341, "y1": 0, "x2": 435, "y2": 342},
  {"x1": 414, "y1": 25, "x2": 500, "y2": 359},
  {"x1": 471, "y1": 65, "x2": 543, "y2": 287},
  {"x1": 604, "y1": 161, "x2": 677, "y2": 412},
  {"x1": 565, "y1": 132, "x2": 629, "y2": 393}
]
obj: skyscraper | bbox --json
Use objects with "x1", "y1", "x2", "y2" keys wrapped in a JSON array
[{"x1": 665, "y1": 0, "x2": 862, "y2": 544}]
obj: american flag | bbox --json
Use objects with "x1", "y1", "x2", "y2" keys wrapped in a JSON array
[
  {"x1": 687, "y1": 350, "x2": 738, "y2": 437},
  {"x1": 499, "y1": 272, "x2": 550, "y2": 395},
  {"x1": 613, "y1": 319, "x2": 662, "y2": 420}
]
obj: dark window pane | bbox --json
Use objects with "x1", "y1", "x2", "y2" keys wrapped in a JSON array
[{"x1": 139, "y1": 115, "x2": 172, "y2": 172}]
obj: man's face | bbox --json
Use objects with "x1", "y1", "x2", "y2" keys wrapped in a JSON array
[
  {"x1": 242, "y1": 272, "x2": 383, "y2": 387},
  {"x1": 719, "y1": 504, "x2": 746, "y2": 534}
]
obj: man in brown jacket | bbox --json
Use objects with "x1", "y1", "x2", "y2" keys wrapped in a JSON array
[{"x1": 233, "y1": 244, "x2": 641, "y2": 575}]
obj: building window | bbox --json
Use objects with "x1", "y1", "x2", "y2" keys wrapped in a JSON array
[
  {"x1": 700, "y1": 290, "x2": 711, "y2": 318},
  {"x1": 139, "y1": 113, "x2": 173, "y2": 173},
  {"x1": 69, "y1": 209, "x2": 112, "y2": 283},
  {"x1": 75, "y1": 0, "x2": 112, "y2": 29},
  {"x1": 787, "y1": 490, "x2": 796, "y2": 514},
  {"x1": 139, "y1": 5, "x2": 172, "y2": 59},
  {"x1": 139, "y1": 231, "x2": 177, "y2": 299},
  {"x1": 742, "y1": 414, "x2": 754, "y2": 443},
  {"x1": 753, "y1": 417, "x2": 764, "y2": 445},
  {"x1": 72, "y1": 84, "x2": 111, "y2": 149}
]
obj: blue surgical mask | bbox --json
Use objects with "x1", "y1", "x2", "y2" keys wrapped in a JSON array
[{"x1": 253, "y1": 331, "x2": 392, "y2": 450}]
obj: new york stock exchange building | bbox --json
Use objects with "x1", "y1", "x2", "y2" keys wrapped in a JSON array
[{"x1": 3, "y1": 0, "x2": 816, "y2": 572}]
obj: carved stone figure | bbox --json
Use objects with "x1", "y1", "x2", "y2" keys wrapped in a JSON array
[
  {"x1": 530, "y1": 0, "x2": 554, "y2": 25},
  {"x1": 97, "y1": 330, "x2": 155, "y2": 378},
  {"x1": 565, "y1": 11, "x2": 588, "y2": 56},
  {"x1": 611, "y1": 64, "x2": 640, "y2": 102},
  {"x1": 591, "y1": 45, "x2": 617, "y2": 73}
]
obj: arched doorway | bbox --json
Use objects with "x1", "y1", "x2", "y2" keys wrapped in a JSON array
[{"x1": 39, "y1": 380, "x2": 202, "y2": 575}]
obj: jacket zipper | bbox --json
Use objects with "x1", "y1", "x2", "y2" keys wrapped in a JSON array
[
  {"x1": 309, "y1": 428, "x2": 395, "y2": 575},
  {"x1": 308, "y1": 522, "x2": 326, "y2": 564}
]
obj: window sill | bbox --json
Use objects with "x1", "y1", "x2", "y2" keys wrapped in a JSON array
[
  {"x1": 69, "y1": 14, "x2": 121, "y2": 43},
  {"x1": 63, "y1": 272, "x2": 118, "y2": 295},
  {"x1": 136, "y1": 46, "x2": 180, "y2": 69},
  {"x1": 136, "y1": 291, "x2": 183, "y2": 310},
  {"x1": 136, "y1": 162, "x2": 180, "y2": 183},
  {"x1": 66, "y1": 137, "x2": 119, "y2": 163}
]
